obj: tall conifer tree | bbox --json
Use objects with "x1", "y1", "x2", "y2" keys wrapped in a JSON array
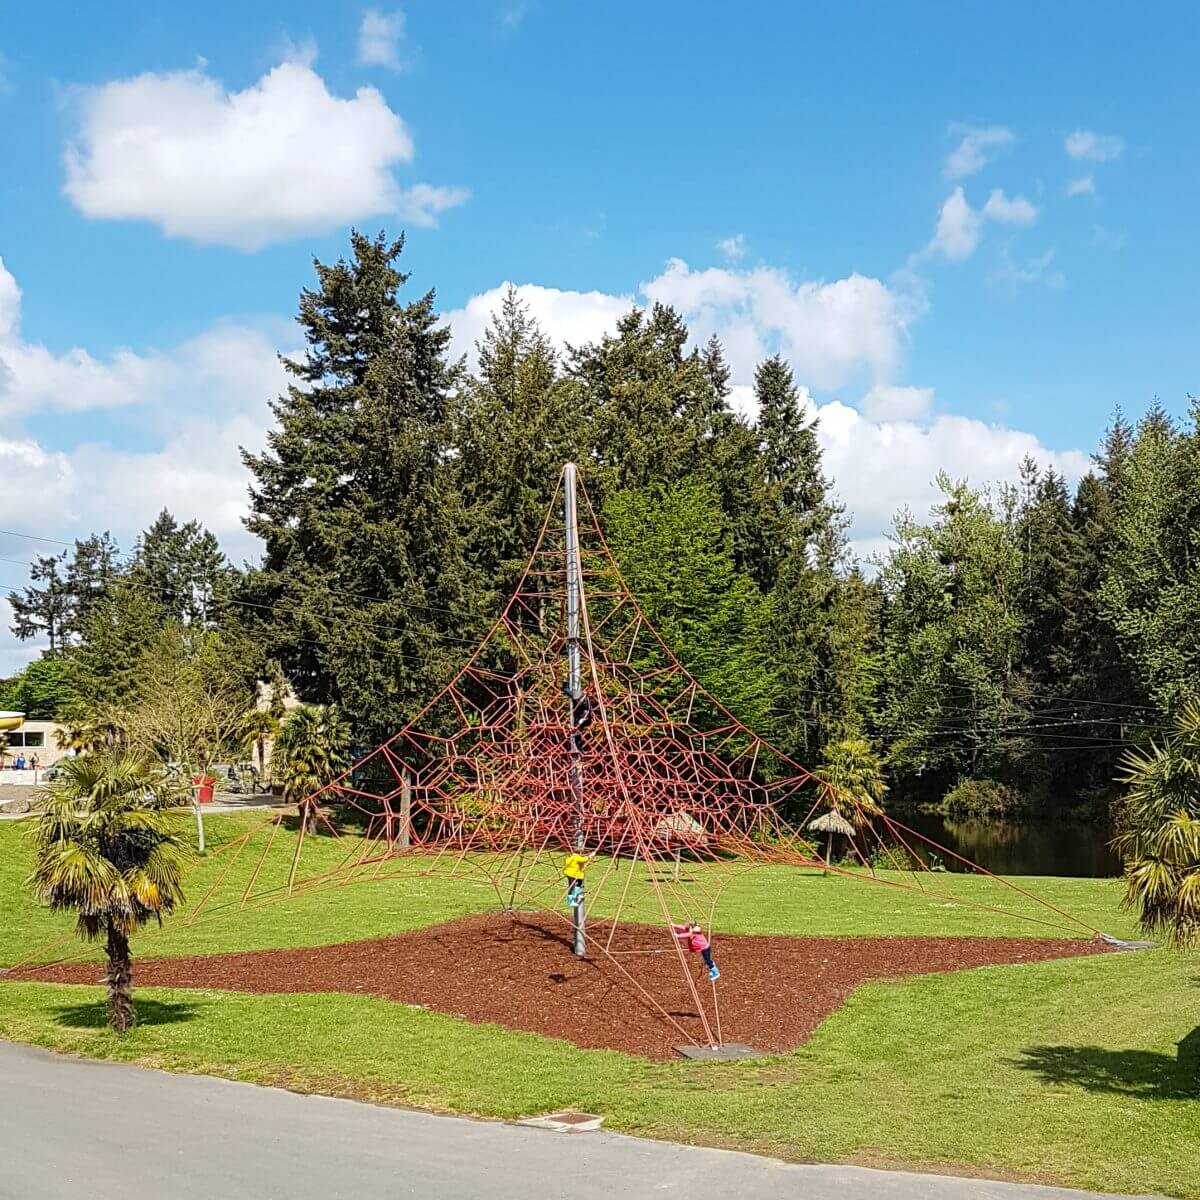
[{"x1": 242, "y1": 232, "x2": 474, "y2": 746}]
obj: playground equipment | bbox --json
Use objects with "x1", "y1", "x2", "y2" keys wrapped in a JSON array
[{"x1": 186, "y1": 464, "x2": 1104, "y2": 1054}]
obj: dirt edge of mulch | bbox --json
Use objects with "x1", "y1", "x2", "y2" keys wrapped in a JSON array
[{"x1": 6, "y1": 912, "x2": 1116, "y2": 1060}]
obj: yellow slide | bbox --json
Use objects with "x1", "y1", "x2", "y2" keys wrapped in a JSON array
[{"x1": 0, "y1": 711, "x2": 24, "y2": 732}]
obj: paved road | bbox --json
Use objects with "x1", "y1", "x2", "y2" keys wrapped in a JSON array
[{"x1": 0, "y1": 1041, "x2": 1158, "y2": 1200}]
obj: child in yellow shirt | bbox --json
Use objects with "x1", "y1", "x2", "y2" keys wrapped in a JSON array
[{"x1": 563, "y1": 852, "x2": 589, "y2": 909}]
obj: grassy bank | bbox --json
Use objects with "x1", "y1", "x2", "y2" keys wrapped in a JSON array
[{"x1": 1, "y1": 814, "x2": 1196, "y2": 1196}]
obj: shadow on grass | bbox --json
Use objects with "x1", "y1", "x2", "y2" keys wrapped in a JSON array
[
  {"x1": 1013, "y1": 1041, "x2": 1199, "y2": 1100},
  {"x1": 53, "y1": 999, "x2": 204, "y2": 1030}
]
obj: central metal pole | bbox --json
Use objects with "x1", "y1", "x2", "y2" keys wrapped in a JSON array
[{"x1": 564, "y1": 462, "x2": 586, "y2": 958}]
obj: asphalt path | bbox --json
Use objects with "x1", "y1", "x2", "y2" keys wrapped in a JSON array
[{"x1": 0, "y1": 1041, "x2": 1160, "y2": 1200}]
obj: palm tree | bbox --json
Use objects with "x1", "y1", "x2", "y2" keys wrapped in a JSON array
[
  {"x1": 274, "y1": 705, "x2": 352, "y2": 834},
  {"x1": 816, "y1": 737, "x2": 888, "y2": 825},
  {"x1": 28, "y1": 753, "x2": 190, "y2": 1031},
  {"x1": 1113, "y1": 702, "x2": 1200, "y2": 947},
  {"x1": 238, "y1": 707, "x2": 281, "y2": 788}
]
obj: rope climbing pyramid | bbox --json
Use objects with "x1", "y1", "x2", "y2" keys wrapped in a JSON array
[{"x1": 187, "y1": 463, "x2": 1104, "y2": 1054}]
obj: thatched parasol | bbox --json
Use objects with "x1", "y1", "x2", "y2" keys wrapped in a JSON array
[
  {"x1": 653, "y1": 811, "x2": 707, "y2": 880},
  {"x1": 807, "y1": 810, "x2": 856, "y2": 873},
  {"x1": 654, "y1": 810, "x2": 707, "y2": 845}
]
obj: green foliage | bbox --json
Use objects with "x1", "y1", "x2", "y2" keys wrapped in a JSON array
[
  {"x1": 28, "y1": 752, "x2": 190, "y2": 1029},
  {"x1": 1113, "y1": 701, "x2": 1200, "y2": 946},
  {"x1": 457, "y1": 286, "x2": 586, "y2": 613},
  {"x1": 242, "y1": 231, "x2": 476, "y2": 748},
  {"x1": 1098, "y1": 402, "x2": 1200, "y2": 715},
  {"x1": 6, "y1": 533, "x2": 121, "y2": 653},
  {"x1": 602, "y1": 476, "x2": 776, "y2": 734},
  {"x1": 69, "y1": 577, "x2": 165, "y2": 711},
  {"x1": 10, "y1": 226, "x2": 1198, "y2": 830},
  {"x1": 816, "y1": 737, "x2": 887, "y2": 820},
  {"x1": 879, "y1": 475, "x2": 1025, "y2": 796},
  {"x1": 29, "y1": 753, "x2": 189, "y2": 937},
  {"x1": 112, "y1": 625, "x2": 255, "y2": 779},
  {"x1": 759, "y1": 356, "x2": 870, "y2": 758},
  {"x1": 567, "y1": 304, "x2": 711, "y2": 495},
  {"x1": 132, "y1": 511, "x2": 228, "y2": 625},
  {"x1": 274, "y1": 704, "x2": 352, "y2": 827},
  {"x1": 0, "y1": 656, "x2": 80, "y2": 720},
  {"x1": 238, "y1": 708, "x2": 281, "y2": 783},
  {"x1": 942, "y1": 778, "x2": 1028, "y2": 818}
]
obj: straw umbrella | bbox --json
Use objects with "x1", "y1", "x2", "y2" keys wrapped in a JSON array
[
  {"x1": 807, "y1": 809, "x2": 856, "y2": 875},
  {"x1": 654, "y1": 811, "x2": 707, "y2": 880}
]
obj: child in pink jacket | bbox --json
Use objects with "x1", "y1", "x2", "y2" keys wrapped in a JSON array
[{"x1": 673, "y1": 922, "x2": 720, "y2": 980}]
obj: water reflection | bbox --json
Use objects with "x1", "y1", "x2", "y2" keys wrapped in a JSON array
[{"x1": 874, "y1": 812, "x2": 1121, "y2": 878}]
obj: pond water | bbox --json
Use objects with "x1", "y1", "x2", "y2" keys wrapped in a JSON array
[{"x1": 871, "y1": 811, "x2": 1122, "y2": 878}]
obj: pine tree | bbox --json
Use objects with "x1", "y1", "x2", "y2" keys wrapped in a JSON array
[
  {"x1": 457, "y1": 286, "x2": 585, "y2": 614},
  {"x1": 1098, "y1": 401, "x2": 1200, "y2": 715},
  {"x1": 754, "y1": 355, "x2": 861, "y2": 756},
  {"x1": 242, "y1": 231, "x2": 475, "y2": 747},
  {"x1": 1012, "y1": 460, "x2": 1088, "y2": 808},
  {"x1": 568, "y1": 303, "x2": 708, "y2": 494},
  {"x1": 64, "y1": 533, "x2": 121, "y2": 639},
  {"x1": 8, "y1": 534, "x2": 123, "y2": 652},
  {"x1": 70, "y1": 577, "x2": 165, "y2": 710},
  {"x1": 692, "y1": 336, "x2": 766, "y2": 581},
  {"x1": 878, "y1": 476, "x2": 1025, "y2": 799},
  {"x1": 603, "y1": 476, "x2": 777, "y2": 734},
  {"x1": 7, "y1": 552, "x2": 70, "y2": 652},
  {"x1": 133, "y1": 512, "x2": 226, "y2": 626}
]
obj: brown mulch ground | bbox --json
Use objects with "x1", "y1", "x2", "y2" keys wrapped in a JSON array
[{"x1": 10, "y1": 913, "x2": 1113, "y2": 1059}]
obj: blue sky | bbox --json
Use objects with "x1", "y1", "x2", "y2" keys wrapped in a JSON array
[{"x1": 0, "y1": 2, "x2": 1197, "y2": 668}]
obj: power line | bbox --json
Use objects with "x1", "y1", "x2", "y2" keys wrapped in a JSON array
[{"x1": 0, "y1": 522, "x2": 1173, "y2": 726}]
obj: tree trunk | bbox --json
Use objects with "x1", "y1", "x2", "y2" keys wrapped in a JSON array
[
  {"x1": 399, "y1": 771, "x2": 412, "y2": 849},
  {"x1": 302, "y1": 801, "x2": 318, "y2": 836},
  {"x1": 192, "y1": 797, "x2": 206, "y2": 855},
  {"x1": 105, "y1": 922, "x2": 134, "y2": 1033}
]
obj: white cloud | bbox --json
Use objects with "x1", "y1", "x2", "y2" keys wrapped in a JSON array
[
  {"x1": 273, "y1": 32, "x2": 319, "y2": 68},
  {"x1": 944, "y1": 125, "x2": 1013, "y2": 179},
  {"x1": 443, "y1": 281, "x2": 633, "y2": 367},
  {"x1": 1065, "y1": 129, "x2": 1124, "y2": 163},
  {"x1": 991, "y1": 246, "x2": 1065, "y2": 292},
  {"x1": 859, "y1": 384, "x2": 934, "y2": 422},
  {"x1": 1066, "y1": 174, "x2": 1096, "y2": 197},
  {"x1": 927, "y1": 187, "x2": 981, "y2": 261},
  {"x1": 815, "y1": 402, "x2": 1090, "y2": 559},
  {"x1": 0, "y1": 255, "x2": 288, "y2": 550},
  {"x1": 981, "y1": 188, "x2": 1037, "y2": 226},
  {"x1": 641, "y1": 259, "x2": 918, "y2": 389},
  {"x1": 716, "y1": 234, "x2": 746, "y2": 262},
  {"x1": 396, "y1": 183, "x2": 470, "y2": 228},
  {"x1": 0, "y1": 259, "x2": 20, "y2": 338},
  {"x1": 357, "y1": 9, "x2": 408, "y2": 70},
  {"x1": 924, "y1": 187, "x2": 1037, "y2": 263},
  {"x1": 0, "y1": 437, "x2": 75, "y2": 531},
  {"x1": 450, "y1": 261, "x2": 920, "y2": 393},
  {"x1": 447, "y1": 271, "x2": 1090, "y2": 567},
  {"x1": 63, "y1": 60, "x2": 437, "y2": 250},
  {"x1": 0, "y1": 258, "x2": 288, "y2": 421}
]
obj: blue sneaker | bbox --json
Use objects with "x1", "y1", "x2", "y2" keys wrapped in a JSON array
[{"x1": 708, "y1": 965, "x2": 720, "y2": 981}]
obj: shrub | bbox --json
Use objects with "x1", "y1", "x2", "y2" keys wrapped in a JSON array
[{"x1": 941, "y1": 778, "x2": 1027, "y2": 818}]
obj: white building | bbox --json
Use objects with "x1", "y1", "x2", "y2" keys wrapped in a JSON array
[{"x1": 0, "y1": 715, "x2": 69, "y2": 773}]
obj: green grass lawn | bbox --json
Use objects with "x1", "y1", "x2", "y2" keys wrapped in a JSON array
[{"x1": 1, "y1": 814, "x2": 1196, "y2": 1196}]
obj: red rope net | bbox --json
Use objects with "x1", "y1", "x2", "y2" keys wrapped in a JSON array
[{"x1": 186, "y1": 467, "x2": 1100, "y2": 1050}]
